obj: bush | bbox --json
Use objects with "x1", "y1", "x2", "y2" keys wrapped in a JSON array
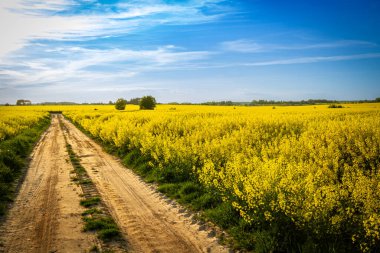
[
  {"x1": 139, "y1": 96, "x2": 156, "y2": 110},
  {"x1": 115, "y1": 98, "x2": 127, "y2": 110},
  {"x1": 328, "y1": 104, "x2": 343, "y2": 108}
]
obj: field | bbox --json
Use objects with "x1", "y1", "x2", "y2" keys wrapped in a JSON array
[
  {"x1": 61, "y1": 103, "x2": 380, "y2": 252},
  {"x1": 0, "y1": 103, "x2": 379, "y2": 252},
  {"x1": 0, "y1": 107, "x2": 50, "y2": 214}
]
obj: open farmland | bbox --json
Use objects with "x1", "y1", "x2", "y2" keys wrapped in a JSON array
[
  {"x1": 1, "y1": 0, "x2": 379, "y2": 252},
  {"x1": 0, "y1": 103, "x2": 379, "y2": 252},
  {"x1": 0, "y1": 106, "x2": 230, "y2": 253},
  {"x1": 62, "y1": 103, "x2": 379, "y2": 252}
]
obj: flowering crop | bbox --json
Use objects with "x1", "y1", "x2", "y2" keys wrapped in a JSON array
[
  {"x1": 0, "y1": 107, "x2": 49, "y2": 141},
  {"x1": 63, "y1": 103, "x2": 380, "y2": 251}
]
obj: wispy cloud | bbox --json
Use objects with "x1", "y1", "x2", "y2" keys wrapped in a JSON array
[
  {"x1": 145, "y1": 53, "x2": 380, "y2": 69},
  {"x1": 221, "y1": 39, "x2": 377, "y2": 53},
  {"x1": 245, "y1": 53, "x2": 380, "y2": 66},
  {"x1": 0, "y1": 0, "x2": 226, "y2": 58},
  {"x1": 0, "y1": 45, "x2": 212, "y2": 87}
]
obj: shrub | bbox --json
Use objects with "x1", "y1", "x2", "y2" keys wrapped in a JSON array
[
  {"x1": 328, "y1": 104, "x2": 343, "y2": 108},
  {"x1": 115, "y1": 98, "x2": 127, "y2": 110},
  {"x1": 139, "y1": 95, "x2": 156, "y2": 110}
]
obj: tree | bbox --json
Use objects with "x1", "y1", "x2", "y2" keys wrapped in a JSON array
[
  {"x1": 16, "y1": 99, "x2": 31, "y2": 105},
  {"x1": 139, "y1": 96, "x2": 156, "y2": 110},
  {"x1": 115, "y1": 98, "x2": 127, "y2": 110},
  {"x1": 376, "y1": 97, "x2": 380, "y2": 102}
]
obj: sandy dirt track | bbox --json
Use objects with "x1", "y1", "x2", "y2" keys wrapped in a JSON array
[
  {"x1": 0, "y1": 115, "x2": 97, "y2": 253},
  {"x1": 60, "y1": 115, "x2": 230, "y2": 253}
]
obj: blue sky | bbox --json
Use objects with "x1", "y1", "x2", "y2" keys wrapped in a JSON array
[{"x1": 0, "y1": 0, "x2": 379, "y2": 103}]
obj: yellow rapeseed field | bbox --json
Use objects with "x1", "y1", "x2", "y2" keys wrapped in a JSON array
[
  {"x1": 2, "y1": 103, "x2": 379, "y2": 251},
  {"x1": 0, "y1": 106, "x2": 49, "y2": 141},
  {"x1": 63, "y1": 103, "x2": 380, "y2": 251}
]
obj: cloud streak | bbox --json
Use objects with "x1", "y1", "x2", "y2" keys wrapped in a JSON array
[
  {"x1": 221, "y1": 39, "x2": 377, "y2": 53},
  {"x1": 245, "y1": 53, "x2": 380, "y2": 66},
  {"x1": 0, "y1": 45, "x2": 212, "y2": 87}
]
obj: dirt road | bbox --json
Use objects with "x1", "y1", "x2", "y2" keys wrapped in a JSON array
[
  {"x1": 0, "y1": 114, "x2": 229, "y2": 253},
  {"x1": 0, "y1": 115, "x2": 97, "y2": 253},
  {"x1": 60, "y1": 115, "x2": 229, "y2": 253}
]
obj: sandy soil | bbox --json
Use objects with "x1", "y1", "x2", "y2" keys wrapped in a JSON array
[
  {"x1": 0, "y1": 115, "x2": 97, "y2": 253},
  {"x1": 60, "y1": 115, "x2": 230, "y2": 253}
]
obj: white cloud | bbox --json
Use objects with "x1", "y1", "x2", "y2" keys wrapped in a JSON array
[
  {"x1": 145, "y1": 53, "x2": 380, "y2": 69},
  {"x1": 221, "y1": 40, "x2": 263, "y2": 53},
  {"x1": 0, "y1": 0, "x2": 225, "y2": 59},
  {"x1": 0, "y1": 46, "x2": 212, "y2": 86},
  {"x1": 0, "y1": 2, "x2": 101, "y2": 59},
  {"x1": 221, "y1": 39, "x2": 377, "y2": 53},
  {"x1": 246, "y1": 53, "x2": 380, "y2": 66}
]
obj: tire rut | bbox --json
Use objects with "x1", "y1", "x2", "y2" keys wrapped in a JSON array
[{"x1": 0, "y1": 114, "x2": 97, "y2": 253}]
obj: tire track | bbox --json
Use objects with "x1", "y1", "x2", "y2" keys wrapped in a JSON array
[{"x1": 0, "y1": 114, "x2": 97, "y2": 253}]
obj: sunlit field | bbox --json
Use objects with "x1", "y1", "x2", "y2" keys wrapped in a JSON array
[
  {"x1": 61, "y1": 103, "x2": 380, "y2": 252},
  {"x1": 1, "y1": 103, "x2": 380, "y2": 252}
]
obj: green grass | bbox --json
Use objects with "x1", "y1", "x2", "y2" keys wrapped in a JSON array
[
  {"x1": 80, "y1": 197, "x2": 101, "y2": 207},
  {"x1": 82, "y1": 208, "x2": 102, "y2": 216},
  {"x1": 65, "y1": 141, "x2": 122, "y2": 245},
  {"x1": 98, "y1": 228, "x2": 120, "y2": 240},
  {"x1": 0, "y1": 115, "x2": 50, "y2": 216},
  {"x1": 83, "y1": 216, "x2": 120, "y2": 241},
  {"x1": 79, "y1": 179, "x2": 93, "y2": 185}
]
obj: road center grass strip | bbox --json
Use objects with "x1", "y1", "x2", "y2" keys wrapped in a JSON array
[{"x1": 61, "y1": 119, "x2": 128, "y2": 252}]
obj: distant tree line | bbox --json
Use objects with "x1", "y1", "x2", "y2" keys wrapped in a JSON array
[
  {"x1": 2, "y1": 97, "x2": 379, "y2": 106},
  {"x1": 127, "y1": 97, "x2": 141, "y2": 105},
  {"x1": 183, "y1": 98, "x2": 380, "y2": 106}
]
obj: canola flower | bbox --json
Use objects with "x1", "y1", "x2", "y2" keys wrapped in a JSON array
[
  {"x1": 9, "y1": 103, "x2": 377, "y2": 251},
  {"x1": 0, "y1": 107, "x2": 49, "y2": 141}
]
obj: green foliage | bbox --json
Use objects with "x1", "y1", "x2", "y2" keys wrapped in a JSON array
[
  {"x1": 0, "y1": 116, "x2": 50, "y2": 217},
  {"x1": 139, "y1": 95, "x2": 156, "y2": 110},
  {"x1": 127, "y1": 97, "x2": 141, "y2": 105},
  {"x1": 205, "y1": 202, "x2": 240, "y2": 229},
  {"x1": 67, "y1": 143, "x2": 122, "y2": 246},
  {"x1": 83, "y1": 216, "x2": 120, "y2": 240},
  {"x1": 16, "y1": 99, "x2": 31, "y2": 105},
  {"x1": 82, "y1": 208, "x2": 102, "y2": 216},
  {"x1": 191, "y1": 193, "x2": 219, "y2": 210},
  {"x1": 179, "y1": 182, "x2": 202, "y2": 202},
  {"x1": 98, "y1": 228, "x2": 120, "y2": 240},
  {"x1": 80, "y1": 197, "x2": 101, "y2": 207},
  {"x1": 115, "y1": 98, "x2": 127, "y2": 110},
  {"x1": 328, "y1": 104, "x2": 344, "y2": 108},
  {"x1": 83, "y1": 216, "x2": 116, "y2": 231}
]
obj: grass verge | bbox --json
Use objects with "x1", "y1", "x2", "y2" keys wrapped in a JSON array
[{"x1": 0, "y1": 115, "x2": 50, "y2": 217}]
